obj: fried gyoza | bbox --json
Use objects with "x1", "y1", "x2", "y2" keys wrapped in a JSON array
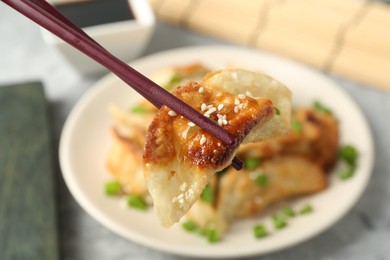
[
  {"x1": 239, "y1": 107, "x2": 339, "y2": 170},
  {"x1": 107, "y1": 64, "x2": 210, "y2": 194},
  {"x1": 143, "y1": 69, "x2": 292, "y2": 227},
  {"x1": 185, "y1": 155, "x2": 327, "y2": 235},
  {"x1": 218, "y1": 155, "x2": 327, "y2": 220}
]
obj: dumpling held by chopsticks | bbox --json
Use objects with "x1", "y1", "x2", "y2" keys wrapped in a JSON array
[{"x1": 143, "y1": 69, "x2": 292, "y2": 227}]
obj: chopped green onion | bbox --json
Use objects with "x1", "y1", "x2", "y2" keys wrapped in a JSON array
[
  {"x1": 200, "y1": 185, "x2": 214, "y2": 203},
  {"x1": 182, "y1": 220, "x2": 199, "y2": 232},
  {"x1": 205, "y1": 227, "x2": 219, "y2": 243},
  {"x1": 253, "y1": 224, "x2": 268, "y2": 239},
  {"x1": 165, "y1": 74, "x2": 182, "y2": 91},
  {"x1": 299, "y1": 204, "x2": 313, "y2": 215},
  {"x1": 282, "y1": 207, "x2": 295, "y2": 218},
  {"x1": 104, "y1": 181, "x2": 122, "y2": 196},
  {"x1": 130, "y1": 105, "x2": 148, "y2": 114},
  {"x1": 169, "y1": 74, "x2": 182, "y2": 84},
  {"x1": 339, "y1": 145, "x2": 358, "y2": 166},
  {"x1": 245, "y1": 157, "x2": 261, "y2": 170},
  {"x1": 272, "y1": 214, "x2": 288, "y2": 229},
  {"x1": 274, "y1": 107, "x2": 281, "y2": 115},
  {"x1": 339, "y1": 166, "x2": 355, "y2": 180},
  {"x1": 313, "y1": 101, "x2": 333, "y2": 115},
  {"x1": 216, "y1": 168, "x2": 228, "y2": 177},
  {"x1": 210, "y1": 118, "x2": 218, "y2": 124},
  {"x1": 255, "y1": 174, "x2": 268, "y2": 187},
  {"x1": 291, "y1": 120, "x2": 302, "y2": 133},
  {"x1": 127, "y1": 195, "x2": 147, "y2": 210}
]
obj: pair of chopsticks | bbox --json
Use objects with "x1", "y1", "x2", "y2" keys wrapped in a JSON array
[{"x1": 1, "y1": 0, "x2": 243, "y2": 170}]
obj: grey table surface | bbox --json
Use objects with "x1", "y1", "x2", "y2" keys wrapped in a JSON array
[{"x1": 1, "y1": 3, "x2": 390, "y2": 260}]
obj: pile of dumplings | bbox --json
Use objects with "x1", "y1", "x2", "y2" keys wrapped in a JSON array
[{"x1": 107, "y1": 64, "x2": 339, "y2": 239}]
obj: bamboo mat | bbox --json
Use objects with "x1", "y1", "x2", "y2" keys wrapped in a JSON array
[{"x1": 148, "y1": 0, "x2": 390, "y2": 91}]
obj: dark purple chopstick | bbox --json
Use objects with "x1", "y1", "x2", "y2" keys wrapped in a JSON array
[
  {"x1": 2, "y1": 0, "x2": 243, "y2": 170},
  {"x1": 30, "y1": 0, "x2": 103, "y2": 48}
]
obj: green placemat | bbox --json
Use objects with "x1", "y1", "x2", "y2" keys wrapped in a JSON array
[{"x1": 0, "y1": 82, "x2": 59, "y2": 260}]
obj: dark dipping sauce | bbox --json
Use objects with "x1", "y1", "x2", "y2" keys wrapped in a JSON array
[{"x1": 56, "y1": 0, "x2": 135, "y2": 28}]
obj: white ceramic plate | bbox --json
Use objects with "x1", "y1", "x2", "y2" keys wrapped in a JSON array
[{"x1": 59, "y1": 45, "x2": 374, "y2": 258}]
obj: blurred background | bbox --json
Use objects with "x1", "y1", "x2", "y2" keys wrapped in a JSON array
[{"x1": 0, "y1": 0, "x2": 389, "y2": 259}]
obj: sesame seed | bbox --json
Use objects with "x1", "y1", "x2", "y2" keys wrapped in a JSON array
[
  {"x1": 238, "y1": 104, "x2": 244, "y2": 109},
  {"x1": 198, "y1": 87, "x2": 204, "y2": 93},
  {"x1": 178, "y1": 193, "x2": 184, "y2": 200},
  {"x1": 201, "y1": 103, "x2": 207, "y2": 111},
  {"x1": 234, "y1": 98, "x2": 240, "y2": 105},
  {"x1": 238, "y1": 94, "x2": 246, "y2": 99},
  {"x1": 234, "y1": 106, "x2": 239, "y2": 113},
  {"x1": 204, "y1": 107, "x2": 217, "y2": 118},
  {"x1": 218, "y1": 104, "x2": 224, "y2": 111},
  {"x1": 178, "y1": 198, "x2": 185, "y2": 204},
  {"x1": 185, "y1": 191, "x2": 192, "y2": 199},
  {"x1": 207, "y1": 104, "x2": 214, "y2": 109},
  {"x1": 246, "y1": 91, "x2": 253, "y2": 97},
  {"x1": 223, "y1": 120, "x2": 228, "y2": 125},
  {"x1": 180, "y1": 182, "x2": 188, "y2": 191},
  {"x1": 188, "y1": 122, "x2": 195, "y2": 127},
  {"x1": 168, "y1": 110, "x2": 177, "y2": 116},
  {"x1": 207, "y1": 107, "x2": 217, "y2": 114},
  {"x1": 200, "y1": 135, "x2": 206, "y2": 145},
  {"x1": 218, "y1": 119, "x2": 223, "y2": 126}
]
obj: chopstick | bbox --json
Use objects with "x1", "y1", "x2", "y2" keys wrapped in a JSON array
[{"x1": 1, "y1": 0, "x2": 244, "y2": 170}]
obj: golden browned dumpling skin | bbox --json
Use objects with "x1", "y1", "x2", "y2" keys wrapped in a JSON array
[
  {"x1": 217, "y1": 155, "x2": 327, "y2": 221},
  {"x1": 106, "y1": 64, "x2": 211, "y2": 195},
  {"x1": 143, "y1": 69, "x2": 292, "y2": 227},
  {"x1": 238, "y1": 107, "x2": 339, "y2": 170}
]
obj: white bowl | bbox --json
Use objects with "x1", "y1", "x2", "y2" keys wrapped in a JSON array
[{"x1": 41, "y1": 0, "x2": 155, "y2": 74}]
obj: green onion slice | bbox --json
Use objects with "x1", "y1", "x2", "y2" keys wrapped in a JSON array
[
  {"x1": 291, "y1": 120, "x2": 302, "y2": 133},
  {"x1": 127, "y1": 194, "x2": 148, "y2": 210},
  {"x1": 299, "y1": 204, "x2": 313, "y2": 215},
  {"x1": 104, "y1": 181, "x2": 122, "y2": 196},
  {"x1": 253, "y1": 224, "x2": 268, "y2": 239},
  {"x1": 205, "y1": 227, "x2": 219, "y2": 243},
  {"x1": 339, "y1": 166, "x2": 355, "y2": 180},
  {"x1": 339, "y1": 144, "x2": 358, "y2": 166},
  {"x1": 255, "y1": 174, "x2": 268, "y2": 187},
  {"x1": 130, "y1": 104, "x2": 148, "y2": 114},
  {"x1": 245, "y1": 157, "x2": 261, "y2": 170},
  {"x1": 164, "y1": 74, "x2": 182, "y2": 91},
  {"x1": 272, "y1": 214, "x2": 288, "y2": 229},
  {"x1": 283, "y1": 207, "x2": 295, "y2": 218},
  {"x1": 182, "y1": 220, "x2": 200, "y2": 232},
  {"x1": 313, "y1": 101, "x2": 333, "y2": 115},
  {"x1": 200, "y1": 185, "x2": 214, "y2": 203}
]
